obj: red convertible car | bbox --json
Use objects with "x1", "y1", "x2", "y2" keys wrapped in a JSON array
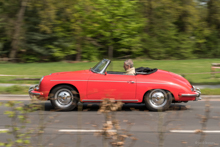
[{"x1": 29, "y1": 59, "x2": 201, "y2": 111}]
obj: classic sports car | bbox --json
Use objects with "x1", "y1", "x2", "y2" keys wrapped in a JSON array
[{"x1": 29, "y1": 59, "x2": 201, "y2": 111}]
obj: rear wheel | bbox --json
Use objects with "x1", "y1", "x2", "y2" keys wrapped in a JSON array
[
  {"x1": 144, "y1": 89, "x2": 172, "y2": 111},
  {"x1": 50, "y1": 85, "x2": 79, "y2": 111}
]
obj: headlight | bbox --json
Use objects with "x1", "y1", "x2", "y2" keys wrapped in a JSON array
[
  {"x1": 39, "y1": 76, "x2": 44, "y2": 86},
  {"x1": 34, "y1": 85, "x2": 39, "y2": 91},
  {"x1": 191, "y1": 86, "x2": 195, "y2": 91}
]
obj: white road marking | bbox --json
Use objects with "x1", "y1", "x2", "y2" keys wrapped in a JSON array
[
  {"x1": 59, "y1": 129, "x2": 117, "y2": 133},
  {"x1": 170, "y1": 130, "x2": 220, "y2": 133},
  {"x1": 0, "y1": 129, "x2": 9, "y2": 132},
  {"x1": 201, "y1": 99, "x2": 220, "y2": 101}
]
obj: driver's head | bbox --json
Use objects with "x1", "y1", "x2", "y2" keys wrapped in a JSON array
[{"x1": 124, "y1": 59, "x2": 133, "y2": 71}]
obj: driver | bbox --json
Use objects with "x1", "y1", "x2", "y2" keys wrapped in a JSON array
[{"x1": 124, "y1": 59, "x2": 135, "y2": 75}]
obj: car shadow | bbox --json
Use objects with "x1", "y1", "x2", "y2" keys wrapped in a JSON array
[{"x1": 29, "y1": 102, "x2": 188, "y2": 112}]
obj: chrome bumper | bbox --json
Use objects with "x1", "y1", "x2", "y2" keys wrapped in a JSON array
[
  {"x1": 29, "y1": 85, "x2": 42, "y2": 99},
  {"x1": 179, "y1": 86, "x2": 202, "y2": 101},
  {"x1": 193, "y1": 86, "x2": 202, "y2": 101}
]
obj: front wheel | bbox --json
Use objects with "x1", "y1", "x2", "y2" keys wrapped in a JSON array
[
  {"x1": 144, "y1": 89, "x2": 172, "y2": 111},
  {"x1": 50, "y1": 85, "x2": 79, "y2": 111}
]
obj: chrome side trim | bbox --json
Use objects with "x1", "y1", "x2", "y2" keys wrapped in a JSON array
[
  {"x1": 50, "y1": 80, "x2": 173, "y2": 84},
  {"x1": 51, "y1": 80, "x2": 87, "y2": 82},
  {"x1": 82, "y1": 100, "x2": 138, "y2": 102},
  {"x1": 51, "y1": 80, "x2": 128, "y2": 83},
  {"x1": 90, "y1": 80, "x2": 127, "y2": 83},
  {"x1": 137, "y1": 82, "x2": 178, "y2": 85}
]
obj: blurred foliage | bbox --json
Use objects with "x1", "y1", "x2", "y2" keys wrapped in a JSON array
[{"x1": 0, "y1": 0, "x2": 220, "y2": 62}]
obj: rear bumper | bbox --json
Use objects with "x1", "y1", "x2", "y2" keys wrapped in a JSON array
[{"x1": 179, "y1": 86, "x2": 202, "y2": 101}]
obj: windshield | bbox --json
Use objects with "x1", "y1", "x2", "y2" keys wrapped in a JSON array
[{"x1": 91, "y1": 59, "x2": 109, "y2": 73}]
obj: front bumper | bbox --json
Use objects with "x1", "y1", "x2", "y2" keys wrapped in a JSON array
[
  {"x1": 179, "y1": 86, "x2": 202, "y2": 101},
  {"x1": 29, "y1": 85, "x2": 43, "y2": 99}
]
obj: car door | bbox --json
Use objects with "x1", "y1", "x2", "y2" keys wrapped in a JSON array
[{"x1": 87, "y1": 73, "x2": 137, "y2": 101}]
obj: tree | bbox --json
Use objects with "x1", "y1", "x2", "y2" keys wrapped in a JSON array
[
  {"x1": 139, "y1": 0, "x2": 200, "y2": 59},
  {"x1": 90, "y1": 0, "x2": 145, "y2": 60}
]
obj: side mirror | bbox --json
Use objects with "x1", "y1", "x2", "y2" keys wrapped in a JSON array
[{"x1": 104, "y1": 71, "x2": 107, "y2": 75}]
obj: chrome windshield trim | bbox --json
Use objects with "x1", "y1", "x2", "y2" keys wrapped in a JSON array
[
  {"x1": 100, "y1": 59, "x2": 111, "y2": 74},
  {"x1": 91, "y1": 59, "x2": 111, "y2": 74}
]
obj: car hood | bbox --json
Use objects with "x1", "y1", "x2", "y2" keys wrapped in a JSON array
[{"x1": 50, "y1": 70, "x2": 90, "y2": 76}]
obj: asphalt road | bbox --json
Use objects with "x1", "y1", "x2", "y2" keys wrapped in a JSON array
[{"x1": 0, "y1": 97, "x2": 220, "y2": 147}]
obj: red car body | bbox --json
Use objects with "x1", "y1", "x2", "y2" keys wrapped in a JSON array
[{"x1": 29, "y1": 59, "x2": 201, "y2": 111}]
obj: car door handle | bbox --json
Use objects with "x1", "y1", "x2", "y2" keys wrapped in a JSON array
[{"x1": 128, "y1": 81, "x2": 135, "y2": 84}]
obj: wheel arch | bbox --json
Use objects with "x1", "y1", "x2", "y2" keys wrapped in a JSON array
[{"x1": 48, "y1": 84, "x2": 80, "y2": 100}]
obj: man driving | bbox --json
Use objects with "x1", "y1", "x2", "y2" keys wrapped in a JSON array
[{"x1": 124, "y1": 59, "x2": 135, "y2": 75}]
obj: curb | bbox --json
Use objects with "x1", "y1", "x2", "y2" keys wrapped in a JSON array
[
  {"x1": 0, "y1": 94, "x2": 29, "y2": 97},
  {"x1": 0, "y1": 95, "x2": 29, "y2": 100}
]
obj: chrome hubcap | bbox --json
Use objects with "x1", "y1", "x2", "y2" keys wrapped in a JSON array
[
  {"x1": 55, "y1": 90, "x2": 73, "y2": 107},
  {"x1": 149, "y1": 91, "x2": 167, "y2": 107}
]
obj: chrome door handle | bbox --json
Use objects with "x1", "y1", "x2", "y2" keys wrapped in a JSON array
[{"x1": 128, "y1": 81, "x2": 135, "y2": 84}]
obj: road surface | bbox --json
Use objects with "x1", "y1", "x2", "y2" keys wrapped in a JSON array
[{"x1": 0, "y1": 96, "x2": 220, "y2": 147}]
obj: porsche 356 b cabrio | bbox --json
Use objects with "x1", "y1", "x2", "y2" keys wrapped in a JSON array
[{"x1": 29, "y1": 59, "x2": 201, "y2": 111}]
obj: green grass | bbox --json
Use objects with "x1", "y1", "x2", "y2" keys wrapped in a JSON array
[
  {"x1": 201, "y1": 88, "x2": 220, "y2": 95},
  {"x1": 1, "y1": 59, "x2": 220, "y2": 84},
  {"x1": 0, "y1": 86, "x2": 29, "y2": 94}
]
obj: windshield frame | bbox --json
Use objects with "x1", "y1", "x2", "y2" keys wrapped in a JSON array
[{"x1": 91, "y1": 59, "x2": 111, "y2": 74}]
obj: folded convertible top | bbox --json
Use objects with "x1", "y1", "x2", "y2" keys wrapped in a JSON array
[{"x1": 135, "y1": 67, "x2": 158, "y2": 75}]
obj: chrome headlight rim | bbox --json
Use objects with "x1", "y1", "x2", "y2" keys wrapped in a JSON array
[
  {"x1": 191, "y1": 86, "x2": 194, "y2": 92},
  {"x1": 192, "y1": 85, "x2": 201, "y2": 95},
  {"x1": 39, "y1": 76, "x2": 44, "y2": 86}
]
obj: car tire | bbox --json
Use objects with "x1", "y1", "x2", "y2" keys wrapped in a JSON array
[
  {"x1": 144, "y1": 89, "x2": 172, "y2": 111},
  {"x1": 50, "y1": 85, "x2": 79, "y2": 111}
]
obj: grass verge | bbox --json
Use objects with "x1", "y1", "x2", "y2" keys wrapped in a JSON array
[
  {"x1": 201, "y1": 88, "x2": 220, "y2": 95},
  {"x1": 0, "y1": 85, "x2": 29, "y2": 94},
  {"x1": 1, "y1": 59, "x2": 220, "y2": 84}
]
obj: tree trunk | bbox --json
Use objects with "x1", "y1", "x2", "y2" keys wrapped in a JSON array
[
  {"x1": 108, "y1": 45, "x2": 113, "y2": 60},
  {"x1": 75, "y1": 38, "x2": 82, "y2": 61},
  {"x1": 9, "y1": 0, "x2": 28, "y2": 62},
  {"x1": 146, "y1": 0, "x2": 153, "y2": 34}
]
